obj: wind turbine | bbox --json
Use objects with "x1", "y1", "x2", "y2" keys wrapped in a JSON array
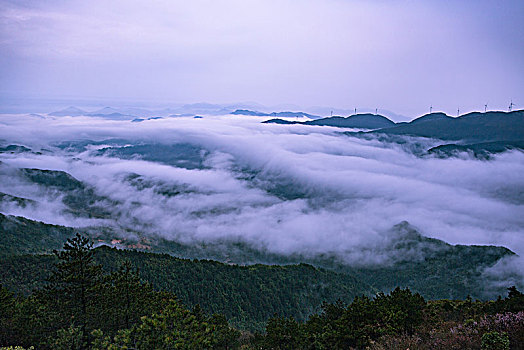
[
  {"x1": 457, "y1": 108, "x2": 460, "y2": 117},
  {"x1": 509, "y1": 99, "x2": 515, "y2": 111},
  {"x1": 430, "y1": 105, "x2": 433, "y2": 113},
  {"x1": 354, "y1": 108, "x2": 357, "y2": 115},
  {"x1": 375, "y1": 108, "x2": 378, "y2": 115},
  {"x1": 484, "y1": 104, "x2": 488, "y2": 113}
]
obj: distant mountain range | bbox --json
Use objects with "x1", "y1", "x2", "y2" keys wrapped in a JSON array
[
  {"x1": 264, "y1": 110, "x2": 524, "y2": 157},
  {"x1": 48, "y1": 106, "x2": 87, "y2": 116},
  {"x1": 47, "y1": 106, "x2": 324, "y2": 120},
  {"x1": 47, "y1": 103, "x2": 269, "y2": 119},
  {"x1": 370, "y1": 110, "x2": 524, "y2": 142},
  {"x1": 307, "y1": 113, "x2": 395, "y2": 129},
  {"x1": 264, "y1": 113, "x2": 396, "y2": 129},
  {"x1": 231, "y1": 109, "x2": 320, "y2": 119},
  {"x1": 33, "y1": 107, "x2": 524, "y2": 158}
]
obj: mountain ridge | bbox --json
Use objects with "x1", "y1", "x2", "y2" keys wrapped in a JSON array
[{"x1": 263, "y1": 113, "x2": 396, "y2": 129}]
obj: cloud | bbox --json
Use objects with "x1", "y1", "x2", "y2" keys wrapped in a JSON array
[{"x1": 1, "y1": 114, "x2": 524, "y2": 269}]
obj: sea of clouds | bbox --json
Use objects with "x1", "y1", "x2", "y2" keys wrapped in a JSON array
[{"x1": 1, "y1": 113, "x2": 523, "y2": 280}]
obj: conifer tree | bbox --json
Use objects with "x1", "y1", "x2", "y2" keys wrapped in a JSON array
[{"x1": 44, "y1": 233, "x2": 103, "y2": 348}]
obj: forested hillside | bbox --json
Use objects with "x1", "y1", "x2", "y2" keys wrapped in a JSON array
[
  {"x1": 1, "y1": 245, "x2": 371, "y2": 331},
  {"x1": 1, "y1": 235, "x2": 523, "y2": 349},
  {"x1": 0, "y1": 213, "x2": 514, "y2": 302}
]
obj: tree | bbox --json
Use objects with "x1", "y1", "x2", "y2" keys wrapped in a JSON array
[
  {"x1": 98, "y1": 259, "x2": 163, "y2": 334},
  {"x1": 374, "y1": 287, "x2": 425, "y2": 335},
  {"x1": 263, "y1": 315, "x2": 302, "y2": 350},
  {"x1": 0, "y1": 285, "x2": 17, "y2": 345},
  {"x1": 50, "y1": 324, "x2": 85, "y2": 350},
  {"x1": 114, "y1": 299, "x2": 240, "y2": 349},
  {"x1": 481, "y1": 331, "x2": 510, "y2": 350},
  {"x1": 104, "y1": 260, "x2": 144, "y2": 331},
  {"x1": 42, "y1": 234, "x2": 103, "y2": 348}
]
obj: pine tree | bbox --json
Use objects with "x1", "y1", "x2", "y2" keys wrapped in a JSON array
[
  {"x1": 44, "y1": 233, "x2": 103, "y2": 348},
  {"x1": 102, "y1": 259, "x2": 156, "y2": 332}
]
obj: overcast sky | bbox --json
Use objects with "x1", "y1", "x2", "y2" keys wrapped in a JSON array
[{"x1": 1, "y1": 0, "x2": 523, "y2": 117}]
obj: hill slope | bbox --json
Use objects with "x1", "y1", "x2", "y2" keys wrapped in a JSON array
[
  {"x1": 0, "y1": 213, "x2": 514, "y2": 302},
  {"x1": 263, "y1": 113, "x2": 396, "y2": 129},
  {"x1": 0, "y1": 245, "x2": 372, "y2": 330},
  {"x1": 305, "y1": 113, "x2": 396, "y2": 129},
  {"x1": 372, "y1": 110, "x2": 524, "y2": 142}
]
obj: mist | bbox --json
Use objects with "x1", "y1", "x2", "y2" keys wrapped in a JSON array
[{"x1": 1, "y1": 113, "x2": 523, "y2": 277}]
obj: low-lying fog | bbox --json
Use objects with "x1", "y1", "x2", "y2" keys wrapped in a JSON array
[{"x1": 1, "y1": 113, "x2": 523, "y2": 281}]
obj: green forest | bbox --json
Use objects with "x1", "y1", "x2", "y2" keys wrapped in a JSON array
[
  {"x1": 1, "y1": 213, "x2": 515, "y2": 302},
  {"x1": 1, "y1": 234, "x2": 523, "y2": 349}
]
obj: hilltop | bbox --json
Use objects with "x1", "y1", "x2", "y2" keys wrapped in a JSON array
[
  {"x1": 232, "y1": 109, "x2": 319, "y2": 119},
  {"x1": 371, "y1": 110, "x2": 524, "y2": 142},
  {"x1": 263, "y1": 113, "x2": 396, "y2": 129}
]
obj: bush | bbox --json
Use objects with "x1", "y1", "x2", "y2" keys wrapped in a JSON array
[{"x1": 481, "y1": 331, "x2": 509, "y2": 350}]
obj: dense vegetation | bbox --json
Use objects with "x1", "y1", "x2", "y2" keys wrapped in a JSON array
[
  {"x1": 0, "y1": 234, "x2": 240, "y2": 349},
  {"x1": 371, "y1": 110, "x2": 524, "y2": 143},
  {"x1": 1, "y1": 235, "x2": 523, "y2": 349},
  {"x1": 1, "y1": 213, "x2": 514, "y2": 302},
  {"x1": 1, "y1": 244, "x2": 372, "y2": 331},
  {"x1": 427, "y1": 141, "x2": 524, "y2": 159},
  {"x1": 0, "y1": 214, "x2": 77, "y2": 257},
  {"x1": 252, "y1": 287, "x2": 524, "y2": 349},
  {"x1": 264, "y1": 110, "x2": 524, "y2": 157}
]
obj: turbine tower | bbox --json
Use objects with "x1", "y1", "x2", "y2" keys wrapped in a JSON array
[
  {"x1": 430, "y1": 105, "x2": 433, "y2": 113},
  {"x1": 457, "y1": 108, "x2": 460, "y2": 117},
  {"x1": 375, "y1": 108, "x2": 378, "y2": 115},
  {"x1": 354, "y1": 108, "x2": 357, "y2": 115},
  {"x1": 509, "y1": 99, "x2": 515, "y2": 111},
  {"x1": 484, "y1": 104, "x2": 488, "y2": 113}
]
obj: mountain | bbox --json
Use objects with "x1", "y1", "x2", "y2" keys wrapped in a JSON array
[
  {"x1": 27, "y1": 113, "x2": 46, "y2": 119},
  {"x1": 131, "y1": 116, "x2": 164, "y2": 122},
  {"x1": 232, "y1": 109, "x2": 319, "y2": 119},
  {"x1": 6, "y1": 167, "x2": 113, "y2": 218},
  {"x1": 427, "y1": 140, "x2": 524, "y2": 159},
  {"x1": 262, "y1": 118, "x2": 298, "y2": 124},
  {"x1": 0, "y1": 248, "x2": 372, "y2": 331},
  {"x1": 231, "y1": 109, "x2": 270, "y2": 116},
  {"x1": 265, "y1": 110, "x2": 524, "y2": 141},
  {"x1": 371, "y1": 110, "x2": 524, "y2": 143},
  {"x1": 48, "y1": 106, "x2": 86, "y2": 117},
  {"x1": 118, "y1": 107, "x2": 155, "y2": 118},
  {"x1": 0, "y1": 213, "x2": 77, "y2": 256},
  {"x1": 0, "y1": 144, "x2": 32, "y2": 154},
  {"x1": 409, "y1": 112, "x2": 454, "y2": 124},
  {"x1": 175, "y1": 103, "x2": 233, "y2": 115},
  {"x1": 0, "y1": 192, "x2": 36, "y2": 210},
  {"x1": 277, "y1": 111, "x2": 318, "y2": 118},
  {"x1": 85, "y1": 107, "x2": 137, "y2": 119},
  {"x1": 88, "y1": 106, "x2": 121, "y2": 115},
  {"x1": 95, "y1": 143, "x2": 207, "y2": 170},
  {"x1": 0, "y1": 219, "x2": 372, "y2": 330},
  {"x1": 305, "y1": 113, "x2": 395, "y2": 128},
  {"x1": 0, "y1": 212, "x2": 513, "y2": 301},
  {"x1": 264, "y1": 113, "x2": 396, "y2": 129},
  {"x1": 342, "y1": 222, "x2": 514, "y2": 300}
]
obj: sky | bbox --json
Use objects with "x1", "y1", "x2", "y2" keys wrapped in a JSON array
[{"x1": 1, "y1": 0, "x2": 523, "y2": 117}]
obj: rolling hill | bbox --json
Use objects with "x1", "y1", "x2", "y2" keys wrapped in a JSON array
[
  {"x1": 371, "y1": 110, "x2": 524, "y2": 142},
  {"x1": 263, "y1": 113, "x2": 396, "y2": 129}
]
